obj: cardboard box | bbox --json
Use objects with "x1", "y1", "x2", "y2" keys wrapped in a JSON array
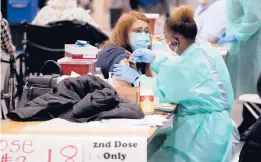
[
  {"x1": 115, "y1": 87, "x2": 139, "y2": 103},
  {"x1": 65, "y1": 44, "x2": 99, "y2": 60}
]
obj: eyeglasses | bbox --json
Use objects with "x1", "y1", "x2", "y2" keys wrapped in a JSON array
[{"x1": 131, "y1": 27, "x2": 151, "y2": 34}]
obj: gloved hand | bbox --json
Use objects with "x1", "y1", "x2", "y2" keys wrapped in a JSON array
[
  {"x1": 217, "y1": 35, "x2": 237, "y2": 46},
  {"x1": 113, "y1": 64, "x2": 140, "y2": 84},
  {"x1": 132, "y1": 48, "x2": 154, "y2": 64}
]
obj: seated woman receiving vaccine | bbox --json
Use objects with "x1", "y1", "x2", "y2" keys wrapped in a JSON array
[{"x1": 95, "y1": 11, "x2": 153, "y2": 87}]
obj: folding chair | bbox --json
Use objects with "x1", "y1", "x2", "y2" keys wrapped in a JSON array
[{"x1": 239, "y1": 94, "x2": 261, "y2": 119}]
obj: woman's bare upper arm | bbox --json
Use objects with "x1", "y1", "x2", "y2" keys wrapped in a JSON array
[{"x1": 112, "y1": 58, "x2": 131, "y2": 87}]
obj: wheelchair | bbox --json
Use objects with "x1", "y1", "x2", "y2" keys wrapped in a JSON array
[{"x1": 1, "y1": 20, "x2": 109, "y2": 113}]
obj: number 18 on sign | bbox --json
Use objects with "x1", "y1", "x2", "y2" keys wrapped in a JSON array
[{"x1": 46, "y1": 138, "x2": 83, "y2": 162}]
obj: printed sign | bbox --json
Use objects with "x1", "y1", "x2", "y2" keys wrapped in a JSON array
[
  {"x1": 0, "y1": 135, "x2": 146, "y2": 162},
  {"x1": 83, "y1": 137, "x2": 147, "y2": 162}
]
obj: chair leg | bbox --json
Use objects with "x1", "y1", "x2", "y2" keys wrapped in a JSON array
[
  {"x1": 249, "y1": 103, "x2": 261, "y2": 114},
  {"x1": 1, "y1": 103, "x2": 6, "y2": 119}
]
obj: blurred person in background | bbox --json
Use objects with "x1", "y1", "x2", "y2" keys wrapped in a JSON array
[
  {"x1": 110, "y1": 0, "x2": 132, "y2": 28},
  {"x1": 194, "y1": 0, "x2": 227, "y2": 43},
  {"x1": 129, "y1": 0, "x2": 171, "y2": 35},
  {"x1": 217, "y1": 0, "x2": 261, "y2": 135},
  {"x1": 32, "y1": 0, "x2": 98, "y2": 27},
  {"x1": 1, "y1": 13, "x2": 16, "y2": 55},
  {"x1": 129, "y1": 0, "x2": 170, "y2": 18},
  {"x1": 217, "y1": 0, "x2": 261, "y2": 98}
]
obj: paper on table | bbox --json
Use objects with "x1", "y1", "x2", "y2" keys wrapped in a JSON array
[
  {"x1": 155, "y1": 103, "x2": 172, "y2": 108},
  {"x1": 102, "y1": 115, "x2": 167, "y2": 122},
  {"x1": 101, "y1": 115, "x2": 167, "y2": 126},
  {"x1": 22, "y1": 118, "x2": 152, "y2": 133}
]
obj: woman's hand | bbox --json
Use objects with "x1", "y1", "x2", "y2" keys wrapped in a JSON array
[
  {"x1": 132, "y1": 48, "x2": 155, "y2": 64},
  {"x1": 113, "y1": 64, "x2": 140, "y2": 84}
]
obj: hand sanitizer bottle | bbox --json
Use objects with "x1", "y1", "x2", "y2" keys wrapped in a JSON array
[{"x1": 139, "y1": 81, "x2": 155, "y2": 114}]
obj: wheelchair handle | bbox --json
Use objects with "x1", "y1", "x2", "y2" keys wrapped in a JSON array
[{"x1": 41, "y1": 60, "x2": 63, "y2": 76}]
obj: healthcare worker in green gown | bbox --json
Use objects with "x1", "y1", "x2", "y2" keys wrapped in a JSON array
[
  {"x1": 217, "y1": 0, "x2": 261, "y2": 98},
  {"x1": 113, "y1": 6, "x2": 236, "y2": 162}
]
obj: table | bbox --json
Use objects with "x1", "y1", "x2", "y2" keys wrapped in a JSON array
[
  {"x1": 1, "y1": 105, "x2": 176, "y2": 162},
  {"x1": 0, "y1": 120, "x2": 156, "y2": 139},
  {"x1": 0, "y1": 108, "x2": 175, "y2": 142}
]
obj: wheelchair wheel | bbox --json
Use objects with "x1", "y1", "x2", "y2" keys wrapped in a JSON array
[{"x1": 3, "y1": 54, "x2": 26, "y2": 111}]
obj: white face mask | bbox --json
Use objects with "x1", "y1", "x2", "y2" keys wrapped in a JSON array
[{"x1": 165, "y1": 40, "x2": 179, "y2": 56}]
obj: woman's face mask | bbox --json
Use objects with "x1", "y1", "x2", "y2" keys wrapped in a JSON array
[{"x1": 130, "y1": 32, "x2": 151, "y2": 51}]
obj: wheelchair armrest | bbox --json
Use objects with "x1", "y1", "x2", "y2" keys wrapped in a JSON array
[
  {"x1": 20, "y1": 20, "x2": 28, "y2": 28},
  {"x1": 239, "y1": 94, "x2": 261, "y2": 104}
]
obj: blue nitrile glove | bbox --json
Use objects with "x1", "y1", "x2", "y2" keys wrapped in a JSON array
[
  {"x1": 132, "y1": 48, "x2": 154, "y2": 64},
  {"x1": 221, "y1": 31, "x2": 226, "y2": 37},
  {"x1": 75, "y1": 40, "x2": 88, "y2": 47},
  {"x1": 217, "y1": 35, "x2": 237, "y2": 46},
  {"x1": 113, "y1": 64, "x2": 140, "y2": 84}
]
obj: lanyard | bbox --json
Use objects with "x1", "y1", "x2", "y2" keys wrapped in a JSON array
[{"x1": 197, "y1": 0, "x2": 219, "y2": 16}]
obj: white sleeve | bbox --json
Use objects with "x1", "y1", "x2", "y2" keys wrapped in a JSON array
[{"x1": 207, "y1": 0, "x2": 227, "y2": 38}]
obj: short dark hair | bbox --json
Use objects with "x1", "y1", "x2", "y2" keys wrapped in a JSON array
[{"x1": 165, "y1": 6, "x2": 197, "y2": 41}]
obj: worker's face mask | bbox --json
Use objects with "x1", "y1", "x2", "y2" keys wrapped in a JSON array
[
  {"x1": 166, "y1": 38, "x2": 179, "y2": 56},
  {"x1": 130, "y1": 32, "x2": 151, "y2": 51}
]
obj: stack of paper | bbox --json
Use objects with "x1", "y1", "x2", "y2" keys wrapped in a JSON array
[
  {"x1": 23, "y1": 115, "x2": 168, "y2": 133},
  {"x1": 101, "y1": 115, "x2": 168, "y2": 127}
]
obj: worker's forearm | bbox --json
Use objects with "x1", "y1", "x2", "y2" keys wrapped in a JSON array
[{"x1": 152, "y1": 55, "x2": 168, "y2": 74}]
